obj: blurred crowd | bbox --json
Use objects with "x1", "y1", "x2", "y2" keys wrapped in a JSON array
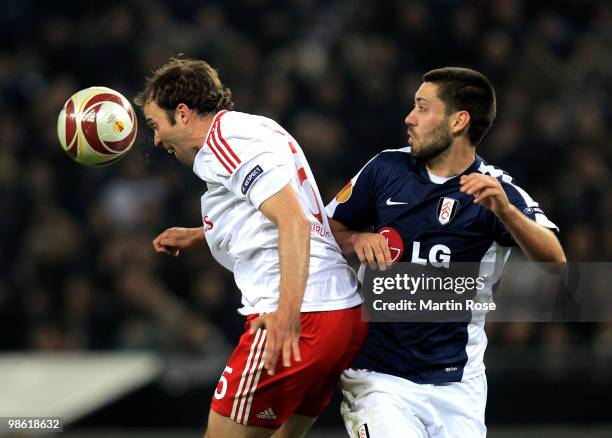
[{"x1": 0, "y1": 0, "x2": 611, "y2": 364}]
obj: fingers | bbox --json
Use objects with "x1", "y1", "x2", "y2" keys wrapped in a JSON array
[
  {"x1": 376, "y1": 237, "x2": 393, "y2": 270},
  {"x1": 249, "y1": 314, "x2": 302, "y2": 376},
  {"x1": 460, "y1": 174, "x2": 499, "y2": 196},
  {"x1": 264, "y1": 335, "x2": 279, "y2": 376},
  {"x1": 369, "y1": 239, "x2": 388, "y2": 270},
  {"x1": 460, "y1": 178, "x2": 491, "y2": 196},
  {"x1": 355, "y1": 234, "x2": 393, "y2": 270},
  {"x1": 280, "y1": 336, "x2": 302, "y2": 370},
  {"x1": 461, "y1": 175, "x2": 510, "y2": 215},
  {"x1": 152, "y1": 228, "x2": 183, "y2": 257},
  {"x1": 355, "y1": 245, "x2": 367, "y2": 265},
  {"x1": 282, "y1": 339, "x2": 292, "y2": 368},
  {"x1": 291, "y1": 338, "x2": 301, "y2": 363},
  {"x1": 473, "y1": 187, "x2": 498, "y2": 204},
  {"x1": 268, "y1": 333, "x2": 301, "y2": 375},
  {"x1": 362, "y1": 245, "x2": 377, "y2": 270},
  {"x1": 459, "y1": 174, "x2": 503, "y2": 202},
  {"x1": 249, "y1": 314, "x2": 280, "y2": 375},
  {"x1": 152, "y1": 232, "x2": 172, "y2": 254},
  {"x1": 249, "y1": 315, "x2": 265, "y2": 334}
]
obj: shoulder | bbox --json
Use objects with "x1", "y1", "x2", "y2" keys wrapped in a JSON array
[
  {"x1": 475, "y1": 156, "x2": 537, "y2": 204},
  {"x1": 475, "y1": 156, "x2": 518, "y2": 186},
  {"x1": 217, "y1": 111, "x2": 285, "y2": 141},
  {"x1": 475, "y1": 157, "x2": 508, "y2": 178},
  {"x1": 195, "y1": 111, "x2": 288, "y2": 179},
  {"x1": 366, "y1": 146, "x2": 415, "y2": 172},
  {"x1": 347, "y1": 146, "x2": 414, "y2": 191}
]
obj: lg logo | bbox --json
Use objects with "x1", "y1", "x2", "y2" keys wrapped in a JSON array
[
  {"x1": 411, "y1": 241, "x2": 451, "y2": 268},
  {"x1": 378, "y1": 227, "x2": 451, "y2": 268}
]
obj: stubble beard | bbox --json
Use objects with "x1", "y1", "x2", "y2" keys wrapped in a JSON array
[{"x1": 410, "y1": 122, "x2": 453, "y2": 163}]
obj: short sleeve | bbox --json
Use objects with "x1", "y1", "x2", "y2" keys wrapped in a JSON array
[
  {"x1": 325, "y1": 154, "x2": 380, "y2": 230},
  {"x1": 229, "y1": 152, "x2": 292, "y2": 209},
  {"x1": 192, "y1": 112, "x2": 293, "y2": 209},
  {"x1": 493, "y1": 175, "x2": 559, "y2": 246}
]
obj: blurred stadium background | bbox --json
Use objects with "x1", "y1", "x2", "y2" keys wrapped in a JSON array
[{"x1": 1, "y1": 0, "x2": 611, "y2": 436}]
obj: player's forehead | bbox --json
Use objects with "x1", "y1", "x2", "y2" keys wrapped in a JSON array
[
  {"x1": 143, "y1": 101, "x2": 163, "y2": 121},
  {"x1": 414, "y1": 82, "x2": 442, "y2": 105}
]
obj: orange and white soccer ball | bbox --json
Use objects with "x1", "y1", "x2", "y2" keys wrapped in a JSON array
[{"x1": 57, "y1": 86, "x2": 137, "y2": 166}]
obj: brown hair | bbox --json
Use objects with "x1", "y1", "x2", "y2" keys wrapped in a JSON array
[
  {"x1": 423, "y1": 67, "x2": 496, "y2": 146},
  {"x1": 135, "y1": 58, "x2": 234, "y2": 124}
]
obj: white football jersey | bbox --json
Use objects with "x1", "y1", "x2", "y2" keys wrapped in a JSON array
[{"x1": 193, "y1": 110, "x2": 362, "y2": 315}]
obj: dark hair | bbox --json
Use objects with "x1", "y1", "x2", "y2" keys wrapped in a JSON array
[
  {"x1": 422, "y1": 67, "x2": 496, "y2": 146},
  {"x1": 135, "y1": 58, "x2": 234, "y2": 124}
]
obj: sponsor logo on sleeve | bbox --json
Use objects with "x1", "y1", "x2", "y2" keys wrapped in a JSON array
[
  {"x1": 241, "y1": 165, "x2": 264, "y2": 195},
  {"x1": 523, "y1": 207, "x2": 544, "y2": 215}
]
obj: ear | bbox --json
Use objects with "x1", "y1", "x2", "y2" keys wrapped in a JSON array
[
  {"x1": 175, "y1": 103, "x2": 190, "y2": 125},
  {"x1": 450, "y1": 110, "x2": 470, "y2": 135}
]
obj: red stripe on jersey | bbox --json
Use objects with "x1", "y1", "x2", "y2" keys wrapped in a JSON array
[
  {"x1": 288, "y1": 141, "x2": 297, "y2": 154},
  {"x1": 206, "y1": 137, "x2": 233, "y2": 173},
  {"x1": 216, "y1": 120, "x2": 241, "y2": 164},
  {"x1": 203, "y1": 110, "x2": 229, "y2": 150},
  {"x1": 210, "y1": 125, "x2": 238, "y2": 170},
  {"x1": 297, "y1": 167, "x2": 307, "y2": 184}
]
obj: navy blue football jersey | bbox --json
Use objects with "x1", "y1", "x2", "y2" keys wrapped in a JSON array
[{"x1": 326, "y1": 147, "x2": 558, "y2": 383}]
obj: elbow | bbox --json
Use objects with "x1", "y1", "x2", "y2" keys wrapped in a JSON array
[
  {"x1": 545, "y1": 249, "x2": 567, "y2": 274},
  {"x1": 297, "y1": 215, "x2": 311, "y2": 236},
  {"x1": 555, "y1": 253, "x2": 567, "y2": 264},
  {"x1": 545, "y1": 232, "x2": 567, "y2": 264},
  {"x1": 552, "y1": 238, "x2": 567, "y2": 264},
  {"x1": 292, "y1": 209, "x2": 311, "y2": 229}
]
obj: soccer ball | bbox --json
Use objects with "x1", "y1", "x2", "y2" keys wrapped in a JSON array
[{"x1": 57, "y1": 86, "x2": 137, "y2": 166}]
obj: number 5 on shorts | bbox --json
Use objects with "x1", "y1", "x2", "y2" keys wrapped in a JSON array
[{"x1": 214, "y1": 366, "x2": 234, "y2": 400}]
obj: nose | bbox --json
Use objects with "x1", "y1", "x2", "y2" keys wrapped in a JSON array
[
  {"x1": 405, "y1": 108, "x2": 417, "y2": 127},
  {"x1": 153, "y1": 131, "x2": 161, "y2": 147}
]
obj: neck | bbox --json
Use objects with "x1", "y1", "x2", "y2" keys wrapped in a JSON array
[
  {"x1": 187, "y1": 113, "x2": 217, "y2": 158},
  {"x1": 425, "y1": 138, "x2": 476, "y2": 177}
]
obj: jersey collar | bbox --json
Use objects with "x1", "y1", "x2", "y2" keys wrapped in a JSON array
[
  {"x1": 415, "y1": 155, "x2": 483, "y2": 184},
  {"x1": 203, "y1": 110, "x2": 228, "y2": 146}
]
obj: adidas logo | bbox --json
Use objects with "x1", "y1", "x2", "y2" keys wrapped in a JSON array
[{"x1": 256, "y1": 408, "x2": 277, "y2": 420}]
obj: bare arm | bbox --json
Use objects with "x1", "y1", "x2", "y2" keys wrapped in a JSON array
[
  {"x1": 250, "y1": 183, "x2": 310, "y2": 375},
  {"x1": 329, "y1": 218, "x2": 392, "y2": 270},
  {"x1": 329, "y1": 218, "x2": 356, "y2": 255},
  {"x1": 494, "y1": 206, "x2": 565, "y2": 262},
  {"x1": 460, "y1": 173, "x2": 566, "y2": 263}
]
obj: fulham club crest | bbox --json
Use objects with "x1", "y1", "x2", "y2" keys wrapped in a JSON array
[{"x1": 436, "y1": 197, "x2": 459, "y2": 225}]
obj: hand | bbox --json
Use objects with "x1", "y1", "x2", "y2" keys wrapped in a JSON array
[
  {"x1": 460, "y1": 173, "x2": 511, "y2": 217},
  {"x1": 249, "y1": 309, "x2": 302, "y2": 376},
  {"x1": 352, "y1": 232, "x2": 393, "y2": 270},
  {"x1": 152, "y1": 227, "x2": 204, "y2": 257}
]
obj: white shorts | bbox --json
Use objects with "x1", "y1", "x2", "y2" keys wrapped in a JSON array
[{"x1": 340, "y1": 369, "x2": 487, "y2": 438}]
